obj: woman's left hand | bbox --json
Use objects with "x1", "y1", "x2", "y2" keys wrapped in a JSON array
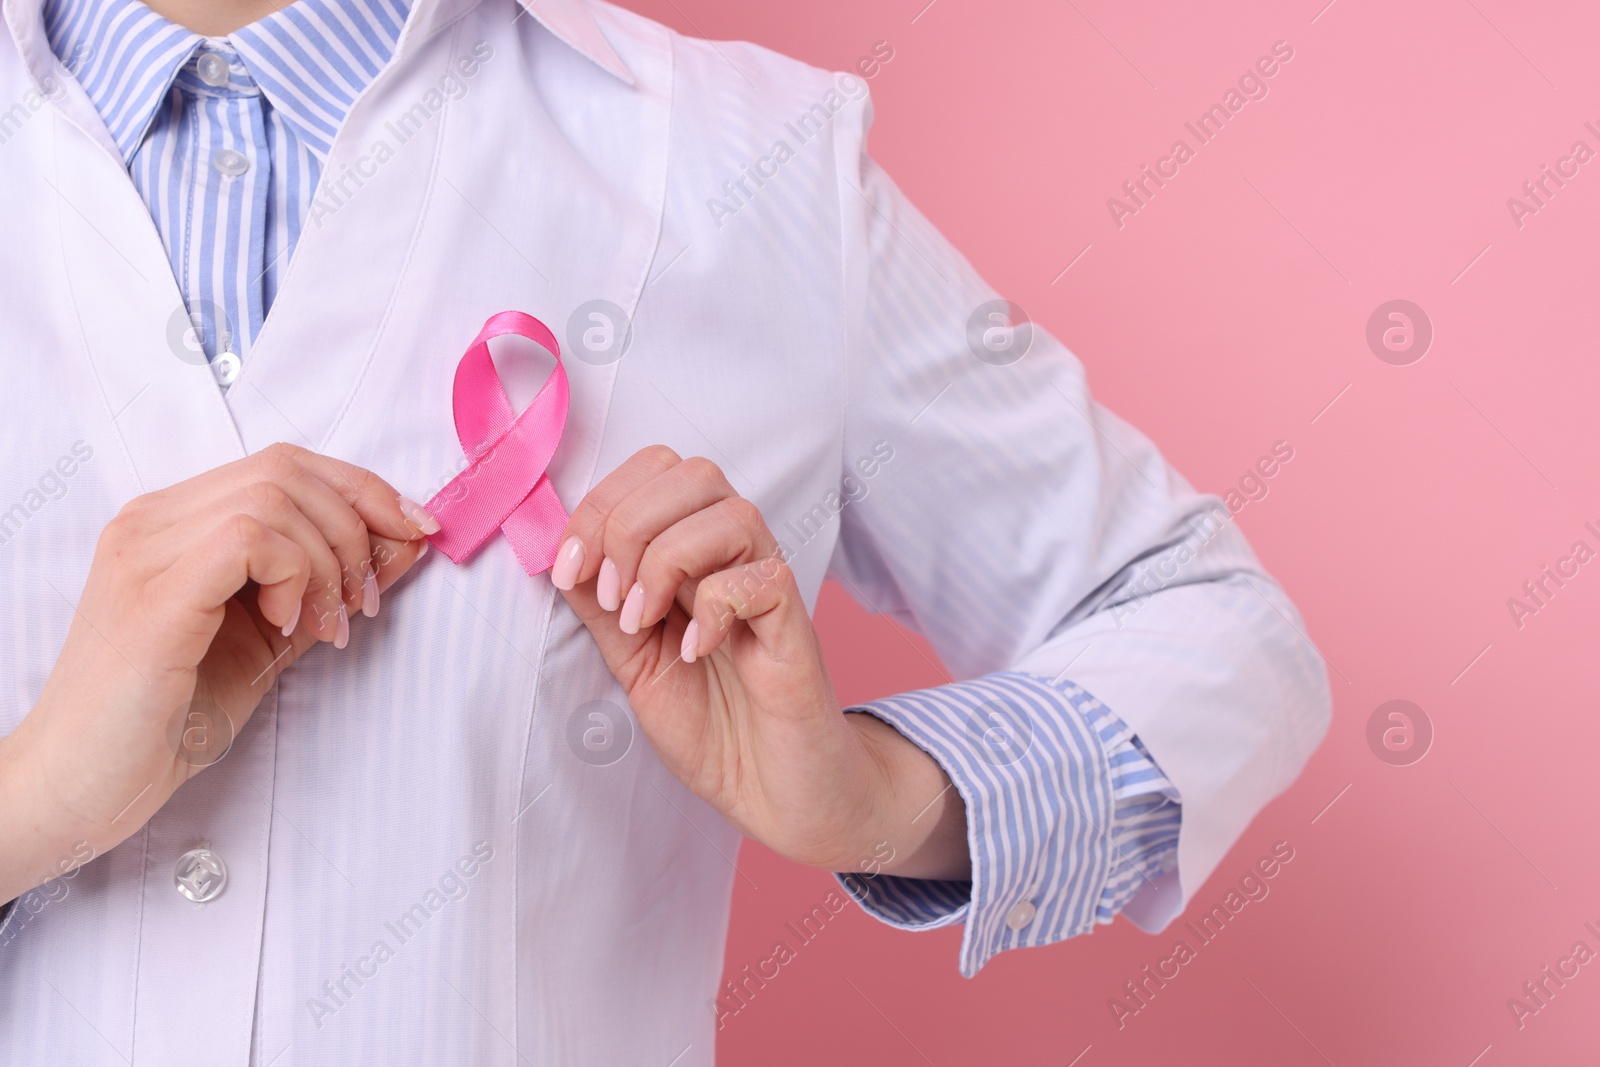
[{"x1": 551, "y1": 446, "x2": 969, "y2": 879}]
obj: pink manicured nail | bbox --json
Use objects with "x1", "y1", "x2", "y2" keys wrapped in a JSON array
[
  {"x1": 335, "y1": 604, "x2": 350, "y2": 649},
  {"x1": 681, "y1": 619, "x2": 699, "y2": 664},
  {"x1": 398, "y1": 495, "x2": 441, "y2": 536},
  {"x1": 597, "y1": 557, "x2": 621, "y2": 611},
  {"x1": 619, "y1": 582, "x2": 645, "y2": 634},
  {"x1": 362, "y1": 567, "x2": 380, "y2": 618},
  {"x1": 281, "y1": 599, "x2": 302, "y2": 638},
  {"x1": 417, "y1": 539, "x2": 429, "y2": 559},
  {"x1": 550, "y1": 536, "x2": 583, "y2": 591}
]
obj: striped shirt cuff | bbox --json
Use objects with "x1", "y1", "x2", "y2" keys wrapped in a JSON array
[
  {"x1": 1085, "y1": 705, "x2": 1182, "y2": 924},
  {"x1": 834, "y1": 671, "x2": 1182, "y2": 977}
]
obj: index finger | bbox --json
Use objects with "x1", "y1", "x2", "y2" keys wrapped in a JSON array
[
  {"x1": 552, "y1": 445, "x2": 682, "y2": 590},
  {"x1": 269, "y1": 443, "x2": 431, "y2": 543}
]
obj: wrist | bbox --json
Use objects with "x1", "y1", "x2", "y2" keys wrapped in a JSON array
[{"x1": 838, "y1": 712, "x2": 971, "y2": 881}]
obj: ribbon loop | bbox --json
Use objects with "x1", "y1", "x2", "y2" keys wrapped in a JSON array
[{"x1": 424, "y1": 311, "x2": 571, "y2": 575}]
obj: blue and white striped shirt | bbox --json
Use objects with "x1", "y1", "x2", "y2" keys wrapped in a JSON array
[
  {"x1": 839, "y1": 673, "x2": 1180, "y2": 973},
  {"x1": 43, "y1": 0, "x2": 409, "y2": 384},
  {"x1": 37, "y1": 0, "x2": 1181, "y2": 977}
]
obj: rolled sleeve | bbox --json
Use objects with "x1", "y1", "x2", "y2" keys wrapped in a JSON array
[{"x1": 834, "y1": 671, "x2": 1181, "y2": 977}]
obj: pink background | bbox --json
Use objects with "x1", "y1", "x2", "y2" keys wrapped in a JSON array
[{"x1": 616, "y1": 0, "x2": 1600, "y2": 1064}]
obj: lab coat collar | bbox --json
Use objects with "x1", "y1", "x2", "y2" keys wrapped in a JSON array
[
  {"x1": 400, "y1": 0, "x2": 634, "y2": 85},
  {"x1": 514, "y1": 0, "x2": 634, "y2": 85}
]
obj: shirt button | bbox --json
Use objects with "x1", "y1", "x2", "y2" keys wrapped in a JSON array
[
  {"x1": 196, "y1": 52, "x2": 231, "y2": 87},
  {"x1": 1005, "y1": 899, "x2": 1037, "y2": 931},
  {"x1": 174, "y1": 848, "x2": 228, "y2": 903},
  {"x1": 213, "y1": 148, "x2": 249, "y2": 177},
  {"x1": 212, "y1": 350, "x2": 241, "y2": 386}
]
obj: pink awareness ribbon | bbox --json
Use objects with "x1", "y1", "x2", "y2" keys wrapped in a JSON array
[{"x1": 423, "y1": 311, "x2": 570, "y2": 576}]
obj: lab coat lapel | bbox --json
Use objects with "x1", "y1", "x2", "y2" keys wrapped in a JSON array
[
  {"x1": 45, "y1": 110, "x2": 249, "y2": 492},
  {"x1": 1, "y1": 0, "x2": 246, "y2": 493}
]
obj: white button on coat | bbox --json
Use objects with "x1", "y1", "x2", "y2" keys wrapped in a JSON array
[
  {"x1": 173, "y1": 848, "x2": 228, "y2": 903},
  {"x1": 1005, "y1": 900, "x2": 1037, "y2": 931}
]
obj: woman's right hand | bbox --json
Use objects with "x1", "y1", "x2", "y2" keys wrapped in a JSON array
[{"x1": 0, "y1": 442, "x2": 437, "y2": 903}]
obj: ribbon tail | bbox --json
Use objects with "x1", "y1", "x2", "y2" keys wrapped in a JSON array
[{"x1": 500, "y1": 475, "x2": 569, "y2": 576}]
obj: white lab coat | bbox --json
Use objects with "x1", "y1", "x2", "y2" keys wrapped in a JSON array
[{"x1": 0, "y1": 0, "x2": 1330, "y2": 1062}]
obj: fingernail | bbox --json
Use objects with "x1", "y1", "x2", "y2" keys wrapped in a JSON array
[
  {"x1": 619, "y1": 582, "x2": 645, "y2": 634},
  {"x1": 681, "y1": 619, "x2": 699, "y2": 664},
  {"x1": 550, "y1": 536, "x2": 583, "y2": 591},
  {"x1": 597, "y1": 557, "x2": 621, "y2": 612},
  {"x1": 398, "y1": 495, "x2": 441, "y2": 536},
  {"x1": 281, "y1": 599, "x2": 302, "y2": 638},
  {"x1": 417, "y1": 539, "x2": 429, "y2": 560},
  {"x1": 335, "y1": 604, "x2": 350, "y2": 649},
  {"x1": 362, "y1": 566, "x2": 380, "y2": 618}
]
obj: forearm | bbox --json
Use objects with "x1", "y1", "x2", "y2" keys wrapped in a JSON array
[{"x1": 0, "y1": 722, "x2": 96, "y2": 906}]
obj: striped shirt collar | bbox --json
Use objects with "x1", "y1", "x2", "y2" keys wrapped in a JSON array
[{"x1": 42, "y1": 0, "x2": 411, "y2": 163}]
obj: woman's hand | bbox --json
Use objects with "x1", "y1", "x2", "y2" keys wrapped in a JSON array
[
  {"x1": 0, "y1": 443, "x2": 434, "y2": 902},
  {"x1": 551, "y1": 446, "x2": 969, "y2": 879}
]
